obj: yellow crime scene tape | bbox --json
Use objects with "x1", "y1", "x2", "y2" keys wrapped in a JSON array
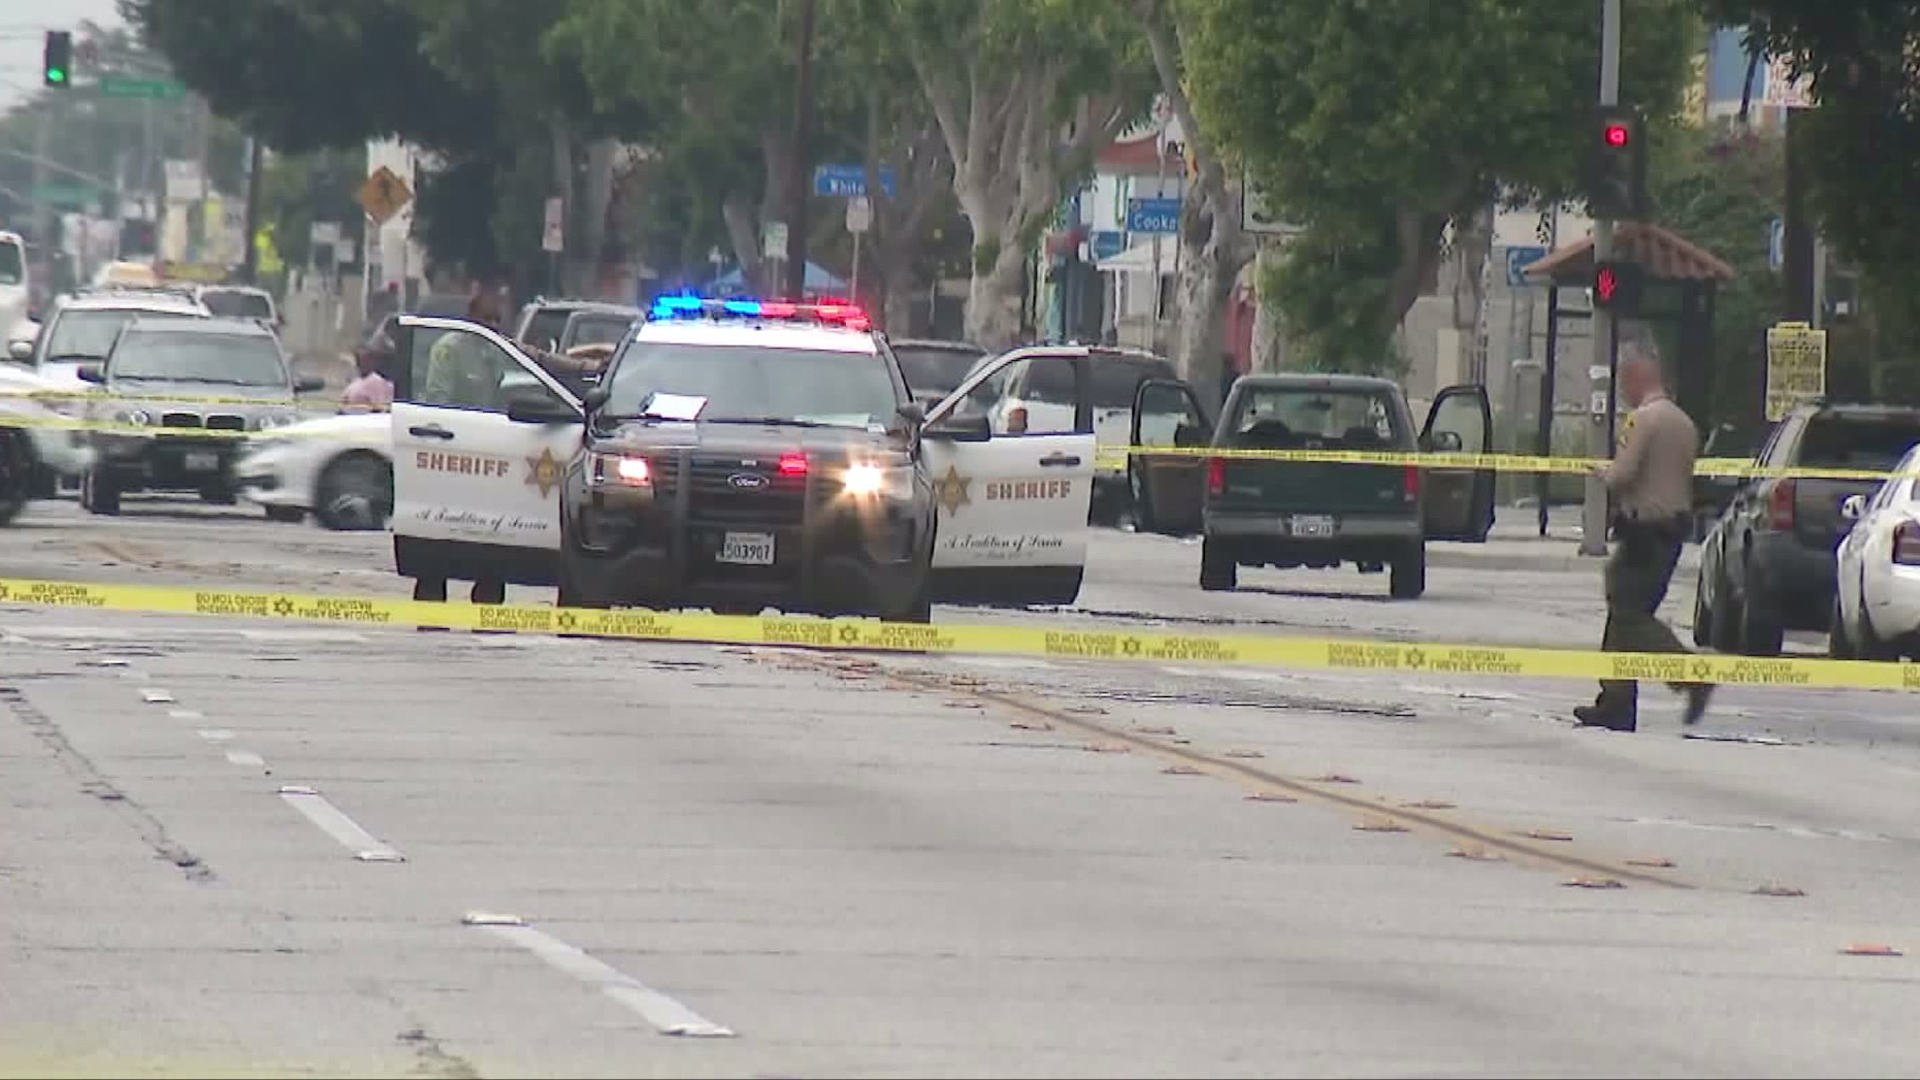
[
  {"x1": 0, "y1": 387, "x2": 344, "y2": 409},
  {"x1": 2, "y1": 576, "x2": 1915, "y2": 693}
]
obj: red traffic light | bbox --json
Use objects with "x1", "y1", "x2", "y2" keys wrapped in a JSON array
[{"x1": 1603, "y1": 123, "x2": 1630, "y2": 147}]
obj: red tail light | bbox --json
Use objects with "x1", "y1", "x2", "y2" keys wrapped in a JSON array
[
  {"x1": 1403, "y1": 464, "x2": 1421, "y2": 500},
  {"x1": 1896, "y1": 521, "x2": 1920, "y2": 566},
  {"x1": 1768, "y1": 479, "x2": 1796, "y2": 530},
  {"x1": 778, "y1": 452, "x2": 808, "y2": 476},
  {"x1": 1207, "y1": 456, "x2": 1225, "y2": 496}
]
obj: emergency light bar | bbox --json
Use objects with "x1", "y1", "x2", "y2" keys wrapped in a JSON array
[{"x1": 647, "y1": 296, "x2": 871, "y2": 331}]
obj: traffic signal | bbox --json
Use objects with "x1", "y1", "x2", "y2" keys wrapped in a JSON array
[
  {"x1": 1586, "y1": 106, "x2": 1647, "y2": 219},
  {"x1": 1592, "y1": 260, "x2": 1644, "y2": 314},
  {"x1": 43, "y1": 30, "x2": 72, "y2": 88}
]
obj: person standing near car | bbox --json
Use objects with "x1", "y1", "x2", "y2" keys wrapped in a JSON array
[
  {"x1": 1575, "y1": 341, "x2": 1714, "y2": 731},
  {"x1": 415, "y1": 289, "x2": 515, "y2": 608}
]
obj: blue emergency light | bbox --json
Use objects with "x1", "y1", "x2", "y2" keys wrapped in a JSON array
[{"x1": 646, "y1": 295, "x2": 871, "y2": 330}]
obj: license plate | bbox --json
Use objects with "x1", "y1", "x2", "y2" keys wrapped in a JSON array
[
  {"x1": 718, "y1": 531, "x2": 775, "y2": 565},
  {"x1": 182, "y1": 451, "x2": 219, "y2": 472},
  {"x1": 1289, "y1": 514, "x2": 1335, "y2": 538}
]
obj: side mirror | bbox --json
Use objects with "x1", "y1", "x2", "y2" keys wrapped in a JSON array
[
  {"x1": 923, "y1": 411, "x2": 991, "y2": 443},
  {"x1": 7, "y1": 339, "x2": 31, "y2": 362},
  {"x1": 1841, "y1": 494, "x2": 1867, "y2": 521},
  {"x1": 77, "y1": 364, "x2": 105, "y2": 384},
  {"x1": 1428, "y1": 430, "x2": 1464, "y2": 453},
  {"x1": 294, "y1": 375, "x2": 325, "y2": 394},
  {"x1": 582, "y1": 386, "x2": 611, "y2": 414},
  {"x1": 895, "y1": 401, "x2": 926, "y2": 429}
]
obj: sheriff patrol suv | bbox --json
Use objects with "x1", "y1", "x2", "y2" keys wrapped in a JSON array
[{"x1": 385, "y1": 299, "x2": 1103, "y2": 618}]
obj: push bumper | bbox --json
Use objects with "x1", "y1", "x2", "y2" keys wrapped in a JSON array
[{"x1": 93, "y1": 433, "x2": 240, "y2": 491}]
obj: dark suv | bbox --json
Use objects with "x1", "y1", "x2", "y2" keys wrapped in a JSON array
[{"x1": 1695, "y1": 402, "x2": 1920, "y2": 655}]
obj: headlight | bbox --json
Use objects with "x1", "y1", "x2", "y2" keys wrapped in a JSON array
[
  {"x1": 113, "y1": 408, "x2": 153, "y2": 427},
  {"x1": 841, "y1": 462, "x2": 912, "y2": 500},
  {"x1": 255, "y1": 412, "x2": 298, "y2": 430},
  {"x1": 588, "y1": 451, "x2": 652, "y2": 489}
]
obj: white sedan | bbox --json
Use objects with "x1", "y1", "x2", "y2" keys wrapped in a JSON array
[
  {"x1": 1831, "y1": 442, "x2": 1920, "y2": 660},
  {"x1": 235, "y1": 411, "x2": 392, "y2": 530}
]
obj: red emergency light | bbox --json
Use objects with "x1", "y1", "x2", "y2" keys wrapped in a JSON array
[{"x1": 1604, "y1": 122, "x2": 1630, "y2": 148}]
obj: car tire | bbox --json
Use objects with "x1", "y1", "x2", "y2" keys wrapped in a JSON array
[
  {"x1": 1199, "y1": 537, "x2": 1237, "y2": 591},
  {"x1": 80, "y1": 467, "x2": 119, "y2": 516},
  {"x1": 0, "y1": 431, "x2": 32, "y2": 527},
  {"x1": 1738, "y1": 564, "x2": 1785, "y2": 657},
  {"x1": 1389, "y1": 542, "x2": 1427, "y2": 600},
  {"x1": 264, "y1": 505, "x2": 306, "y2": 524},
  {"x1": 1128, "y1": 464, "x2": 1162, "y2": 535},
  {"x1": 890, "y1": 579, "x2": 934, "y2": 624},
  {"x1": 1829, "y1": 594, "x2": 1855, "y2": 659},
  {"x1": 1692, "y1": 577, "x2": 1713, "y2": 648},
  {"x1": 314, "y1": 453, "x2": 392, "y2": 531},
  {"x1": 1708, "y1": 570, "x2": 1742, "y2": 653}
]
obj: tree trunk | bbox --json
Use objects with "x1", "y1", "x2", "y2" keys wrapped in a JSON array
[
  {"x1": 1449, "y1": 205, "x2": 1493, "y2": 382},
  {"x1": 966, "y1": 239, "x2": 1026, "y2": 351},
  {"x1": 883, "y1": 273, "x2": 918, "y2": 337},
  {"x1": 549, "y1": 124, "x2": 575, "y2": 292},
  {"x1": 578, "y1": 137, "x2": 617, "y2": 297},
  {"x1": 721, "y1": 194, "x2": 765, "y2": 294},
  {"x1": 1384, "y1": 207, "x2": 1447, "y2": 343},
  {"x1": 1171, "y1": 238, "x2": 1239, "y2": 407}
]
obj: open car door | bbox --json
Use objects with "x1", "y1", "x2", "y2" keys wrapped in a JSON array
[
  {"x1": 1419, "y1": 383, "x2": 1495, "y2": 542},
  {"x1": 388, "y1": 315, "x2": 585, "y2": 586},
  {"x1": 1128, "y1": 378, "x2": 1211, "y2": 535},
  {"x1": 920, "y1": 347, "x2": 1097, "y2": 607}
]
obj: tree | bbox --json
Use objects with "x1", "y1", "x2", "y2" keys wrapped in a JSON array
[
  {"x1": 1183, "y1": 0, "x2": 1696, "y2": 370},
  {"x1": 886, "y1": 0, "x2": 1151, "y2": 350},
  {"x1": 1140, "y1": 0, "x2": 1253, "y2": 399}
]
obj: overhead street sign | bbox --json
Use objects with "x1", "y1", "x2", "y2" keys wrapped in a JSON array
[
  {"x1": 1126, "y1": 197, "x2": 1181, "y2": 235},
  {"x1": 357, "y1": 166, "x2": 413, "y2": 225},
  {"x1": 813, "y1": 164, "x2": 896, "y2": 199},
  {"x1": 98, "y1": 76, "x2": 185, "y2": 100}
]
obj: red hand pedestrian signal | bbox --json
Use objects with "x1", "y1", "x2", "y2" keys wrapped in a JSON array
[
  {"x1": 1592, "y1": 260, "x2": 1642, "y2": 313},
  {"x1": 1596, "y1": 265, "x2": 1619, "y2": 302}
]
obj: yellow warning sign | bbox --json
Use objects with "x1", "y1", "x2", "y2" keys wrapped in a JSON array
[
  {"x1": 1765, "y1": 321, "x2": 1827, "y2": 422},
  {"x1": 358, "y1": 166, "x2": 413, "y2": 226}
]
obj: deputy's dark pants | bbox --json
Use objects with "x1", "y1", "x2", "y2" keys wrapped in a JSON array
[{"x1": 1596, "y1": 514, "x2": 1691, "y2": 714}]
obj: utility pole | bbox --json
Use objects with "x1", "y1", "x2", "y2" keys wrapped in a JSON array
[
  {"x1": 240, "y1": 136, "x2": 264, "y2": 283},
  {"x1": 1579, "y1": 0, "x2": 1621, "y2": 558},
  {"x1": 785, "y1": 0, "x2": 818, "y2": 300}
]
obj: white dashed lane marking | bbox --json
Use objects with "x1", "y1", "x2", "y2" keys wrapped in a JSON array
[
  {"x1": 225, "y1": 750, "x2": 265, "y2": 767},
  {"x1": 277, "y1": 786, "x2": 405, "y2": 863},
  {"x1": 463, "y1": 913, "x2": 734, "y2": 1038}
]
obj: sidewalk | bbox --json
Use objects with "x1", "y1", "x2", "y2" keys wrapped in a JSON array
[{"x1": 1426, "y1": 505, "x2": 1691, "y2": 574}]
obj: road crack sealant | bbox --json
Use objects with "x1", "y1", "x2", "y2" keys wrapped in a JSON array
[{"x1": 0, "y1": 684, "x2": 214, "y2": 883}]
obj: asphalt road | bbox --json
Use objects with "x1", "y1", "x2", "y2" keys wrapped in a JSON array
[{"x1": 5, "y1": 496, "x2": 1918, "y2": 1077}]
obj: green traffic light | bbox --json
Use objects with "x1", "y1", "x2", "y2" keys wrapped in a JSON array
[{"x1": 47, "y1": 68, "x2": 66, "y2": 83}]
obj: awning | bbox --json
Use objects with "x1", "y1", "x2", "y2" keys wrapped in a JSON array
[{"x1": 1095, "y1": 241, "x2": 1168, "y2": 274}]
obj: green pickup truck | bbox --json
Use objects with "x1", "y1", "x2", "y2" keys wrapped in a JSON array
[{"x1": 1128, "y1": 374, "x2": 1494, "y2": 599}]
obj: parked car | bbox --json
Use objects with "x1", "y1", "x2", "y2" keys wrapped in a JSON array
[
  {"x1": 1694, "y1": 402, "x2": 1920, "y2": 655},
  {"x1": 890, "y1": 338, "x2": 988, "y2": 408},
  {"x1": 1194, "y1": 375, "x2": 1494, "y2": 599},
  {"x1": 1692, "y1": 421, "x2": 1761, "y2": 541},
  {"x1": 193, "y1": 284, "x2": 280, "y2": 332},
  {"x1": 1829, "y1": 441, "x2": 1920, "y2": 660},
  {"x1": 0, "y1": 230, "x2": 29, "y2": 339},
  {"x1": 77, "y1": 317, "x2": 321, "y2": 514},
  {"x1": 0, "y1": 362, "x2": 96, "y2": 521}
]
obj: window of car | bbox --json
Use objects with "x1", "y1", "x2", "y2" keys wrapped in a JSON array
[
  {"x1": 1799, "y1": 416, "x2": 1920, "y2": 471},
  {"x1": 198, "y1": 289, "x2": 273, "y2": 320},
  {"x1": 410, "y1": 325, "x2": 527, "y2": 412},
  {"x1": 892, "y1": 344, "x2": 985, "y2": 398},
  {"x1": 602, "y1": 341, "x2": 900, "y2": 429},
  {"x1": 43, "y1": 309, "x2": 202, "y2": 362},
  {"x1": 0, "y1": 240, "x2": 23, "y2": 286},
  {"x1": 1227, "y1": 386, "x2": 1408, "y2": 449},
  {"x1": 1020, "y1": 357, "x2": 1174, "y2": 410},
  {"x1": 520, "y1": 308, "x2": 572, "y2": 351},
  {"x1": 566, "y1": 315, "x2": 633, "y2": 350},
  {"x1": 109, "y1": 332, "x2": 288, "y2": 386}
]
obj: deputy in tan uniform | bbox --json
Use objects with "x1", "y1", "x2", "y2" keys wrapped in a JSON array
[{"x1": 1576, "y1": 341, "x2": 1714, "y2": 731}]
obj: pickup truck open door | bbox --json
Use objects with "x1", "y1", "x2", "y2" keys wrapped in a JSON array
[
  {"x1": 1419, "y1": 383, "x2": 1495, "y2": 542},
  {"x1": 1127, "y1": 378, "x2": 1212, "y2": 535}
]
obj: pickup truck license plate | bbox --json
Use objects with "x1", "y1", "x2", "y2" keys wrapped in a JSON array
[
  {"x1": 182, "y1": 451, "x2": 219, "y2": 472},
  {"x1": 719, "y1": 531, "x2": 775, "y2": 565},
  {"x1": 1288, "y1": 514, "x2": 1335, "y2": 538}
]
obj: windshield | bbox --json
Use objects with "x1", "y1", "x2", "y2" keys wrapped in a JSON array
[
  {"x1": 109, "y1": 333, "x2": 289, "y2": 386},
  {"x1": 0, "y1": 240, "x2": 22, "y2": 286},
  {"x1": 43, "y1": 309, "x2": 201, "y2": 362},
  {"x1": 521, "y1": 309, "x2": 570, "y2": 350},
  {"x1": 199, "y1": 289, "x2": 273, "y2": 319},
  {"x1": 1802, "y1": 417, "x2": 1920, "y2": 471},
  {"x1": 604, "y1": 342, "x2": 899, "y2": 427},
  {"x1": 894, "y1": 345, "x2": 984, "y2": 397},
  {"x1": 567, "y1": 316, "x2": 633, "y2": 349},
  {"x1": 1228, "y1": 386, "x2": 1408, "y2": 449},
  {"x1": 1023, "y1": 357, "x2": 1177, "y2": 409}
]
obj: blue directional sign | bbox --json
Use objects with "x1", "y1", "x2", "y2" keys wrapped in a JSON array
[
  {"x1": 1505, "y1": 245, "x2": 1549, "y2": 287},
  {"x1": 813, "y1": 164, "x2": 896, "y2": 198},
  {"x1": 1090, "y1": 230, "x2": 1125, "y2": 261},
  {"x1": 1125, "y1": 197, "x2": 1181, "y2": 234}
]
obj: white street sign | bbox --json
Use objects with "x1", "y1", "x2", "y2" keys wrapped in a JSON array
[
  {"x1": 334, "y1": 239, "x2": 356, "y2": 265},
  {"x1": 541, "y1": 197, "x2": 565, "y2": 254},
  {"x1": 309, "y1": 221, "x2": 340, "y2": 246},
  {"x1": 1241, "y1": 180, "x2": 1303, "y2": 237},
  {"x1": 762, "y1": 220, "x2": 789, "y2": 259},
  {"x1": 845, "y1": 196, "x2": 872, "y2": 234}
]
